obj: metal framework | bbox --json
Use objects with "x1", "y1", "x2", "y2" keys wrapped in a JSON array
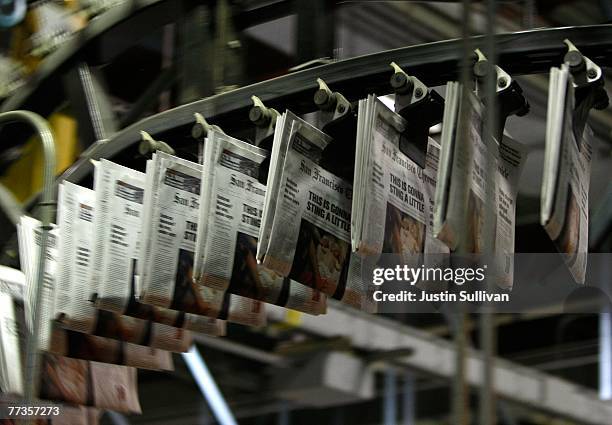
[{"x1": 268, "y1": 302, "x2": 612, "y2": 425}]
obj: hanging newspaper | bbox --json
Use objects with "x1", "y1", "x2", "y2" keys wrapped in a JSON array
[
  {"x1": 191, "y1": 131, "x2": 325, "y2": 315},
  {"x1": 257, "y1": 112, "x2": 373, "y2": 311},
  {"x1": 17, "y1": 215, "x2": 59, "y2": 352},
  {"x1": 0, "y1": 266, "x2": 141, "y2": 414},
  {"x1": 433, "y1": 82, "x2": 527, "y2": 289},
  {"x1": 352, "y1": 95, "x2": 449, "y2": 271},
  {"x1": 139, "y1": 152, "x2": 267, "y2": 326},
  {"x1": 48, "y1": 326, "x2": 174, "y2": 371},
  {"x1": 18, "y1": 216, "x2": 174, "y2": 370},
  {"x1": 39, "y1": 354, "x2": 141, "y2": 413},
  {"x1": 56, "y1": 181, "x2": 203, "y2": 352},
  {"x1": 541, "y1": 65, "x2": 593, "y2": 284},
  {"x1": 89, "y1": 159, "x2": 227, "y2": 334},
  {"x1": 0, "y1": 266, "x2": 24, "y2": 397}
]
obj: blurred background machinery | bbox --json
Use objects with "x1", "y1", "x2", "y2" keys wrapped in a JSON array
[{"x1": 1, "y1": 1, "x2": 612, "y2": 424}]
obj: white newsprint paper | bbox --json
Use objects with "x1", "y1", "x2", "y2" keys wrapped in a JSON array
[
  {"x1": 89, "y1": 159, "x2": 225, "y2": 335},
  {"x1": 56, "y1": 181, "x2": 201, "y2": 351},
  {"x1": 541, "y1": 65, "x2": 593, "y2": 284},
  {"x1": 434, "y1": 82, "x2": 528, "y2": 289},
  {"x1": 258, "y1": 112, "x2": 373, "y2": 311},
  {"x1": 138, "y1": 151, "x2": 266, "y2": 327},
  {"x1": 192, "y1": 131, "x2": 325, "y2": 315},
  {"x1": 352, "y1": 95, "x2": 449, "y2": 268}
]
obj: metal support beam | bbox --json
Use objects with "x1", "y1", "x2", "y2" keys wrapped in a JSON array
[
  {"x1": 192, "y1": 333, "x2": 289, "y2": 367},
  {"x1": 296, "y1": 0, "x2": 335, "y2": 63},
  {"x1": 176, "y1": 4, "x2": 214, "y2": 103},
  {"x1": 267, "y1": 301, "x2": 612, "y2": 425},
  {"x1": 599, "y1": 310, "x2": 612, "y2": 399},
  {"x1": 278, "y1": 401, "x2": 290, "y2": 425},
  {"x1": 402, "y1": 372, "x2": 415, "y2": 425},
  {"x1": 64, "y1": 63, "x2": 118, "y2": 145},
  {"x1": 383, "y1": 369, "x2": 397, "y2": 425}
]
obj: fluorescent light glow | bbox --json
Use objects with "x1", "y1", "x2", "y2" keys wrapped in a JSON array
[{"x1": 182, "y1": 345, "x2": 238, "y2": 425}]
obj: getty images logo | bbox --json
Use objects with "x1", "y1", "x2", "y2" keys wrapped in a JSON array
[{"x1": 372, "y1": 264, "x2": 487, "y2": 286}]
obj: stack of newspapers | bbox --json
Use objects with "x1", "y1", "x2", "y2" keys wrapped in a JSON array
[{"x1": 138, "y1": 149, "x2": 266, "y2": 325}]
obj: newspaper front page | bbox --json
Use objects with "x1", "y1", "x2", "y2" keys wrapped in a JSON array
[
  {"x1": 259, "y1": 114, "x2": 372, "y2": 311},
  {"x1": 138, "y1": 151, "x2": 266, "y2": 327},
  {"x1": 353, "y1": 96, "x2": 450, "y2": 268},
  {"x1": 90, "y1": 159, "x2": 224, "y2": 337},
  {"x1": 541, "y1": 65, "x2": 593, "y2": 284},
  {"x1": 434, "y1": 83, "x2": 527, "y2": 288},
  {"x1": 193, "y1": 131, "x2": 325, "y2": 315}
]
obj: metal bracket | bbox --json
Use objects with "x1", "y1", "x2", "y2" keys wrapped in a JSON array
[
  {"x1": 563, "y1": 39, "x2": 609, "y2": 112},
  {"x1": 472, "y1": 49, "x2": 530, "y2": 141},
  {"x1": 390, "y1": 62, "x2": 444, "y2": 168},
  {"x1": 192, "y1": 113, "x2": 226, "y2": 164},
  {"x1": 314, "y1": 78, "x2": 357, "y2": 182},
  {"x1": 192, "y1": 112, "x2": 225, "y2": 141},
  {"x1": 247, "y1": 97, "x2": 278, "y2": 185},
  {"x1": 562, "y1": 40, "x2": 609, "y2": 150},
  {"x1": 139, "y1": 131, "x2": 175, "y2": 156},
  {"x1": 64, "y1": 63, "x2": 118, "y2": 147},
  {"x1": 0, "y1": 0, "x2": 26, "y2": 28},
  {"x1": 564, "y1": 39, "x2": 603, "y2": 89},
  {"x1": 249, "y1": 95, "x2": 280, "y2": 149}
]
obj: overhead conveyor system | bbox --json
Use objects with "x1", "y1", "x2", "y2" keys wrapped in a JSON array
[
  {"x1": 55, "y1": 24, "x2": 612, "y2": 187},
  {"x1": 2, "y1": 19, "x2": 612, "y2": 424}
]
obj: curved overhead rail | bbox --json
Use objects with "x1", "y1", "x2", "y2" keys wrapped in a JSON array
[
  {"x1": 0, "y1": 0, "x2": 178, "y2": 114},
  {"x1": 59, "y1": 24, "x2": 612, "y2": 186}
]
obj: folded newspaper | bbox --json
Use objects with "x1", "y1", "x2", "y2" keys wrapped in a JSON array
[
  {"x1": 352, "y1": 95, "x2": 450, "y2": 269},
  {"x1": 39, "y1": 354, "x2": 141, "y2": 413},
  {"x1": 0, "y1": 265, "x2": 141, "y2": 414},
  {"x1": 139, "y1": 151, "x2": 268, "y2": 325},
  {"x1": 88, "y1": 159, "x2": 227, "y2": 333},
  {"x1": 56, "y1": 181, "x2": 197, "y2": 352},
  {"x1": 433, "y1": 82, "x2": 527, "y2": 289},
  {"x1": 191, "y1": 131, "x2": 326, "y2": 315},
  {"x1": 18, "y1": 216, "x2": 173, "y2": 370},
  {"x1": 541, "y1": 64, "x2": 593, "y2": 284},
  {"x1": 49, "y1": 326, "x2": 174, "y2": 371},
  {"x1": 257, "y1": 112, "x2": 372, "y2": 311}
]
